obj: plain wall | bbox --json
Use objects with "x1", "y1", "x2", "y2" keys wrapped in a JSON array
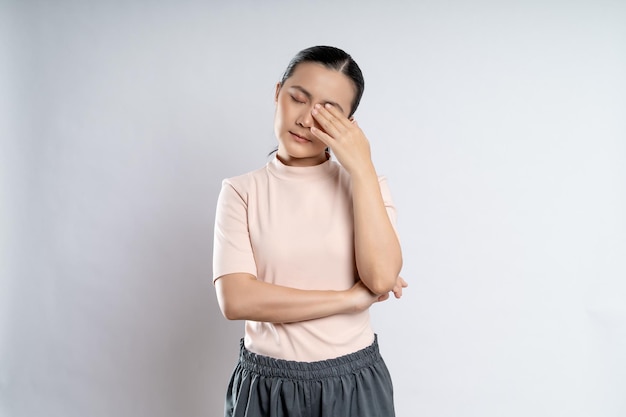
[{"x1": 1, "y1": 1, "x2": 625, "y2": 416}]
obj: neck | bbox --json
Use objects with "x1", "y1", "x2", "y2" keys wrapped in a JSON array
[{"x1": 276, "y1": 151, "x2": 329, "y2": 167}]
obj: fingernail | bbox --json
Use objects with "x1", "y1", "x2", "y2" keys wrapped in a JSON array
[{"x1": 314, "y1": 104, "x2": 321, "y2": 109}]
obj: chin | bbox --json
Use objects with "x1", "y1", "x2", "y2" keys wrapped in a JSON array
[
  {"x1": 284, "y1": 149, "x2": 317, "y2": 160},
  {"x1": 279, "y1": 146, "x2": 325, "y2": 163}
]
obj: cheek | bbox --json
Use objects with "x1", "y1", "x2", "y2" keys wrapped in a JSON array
[
  {"x1": 274, "y1": 103, "x2": 286, "y2": 127},
  {"x1": 274, "y1": 101, "x2": 291, "y2": 126},
  {"x1": 273, "y1": 108, "x2": 284, "y2": 138}
]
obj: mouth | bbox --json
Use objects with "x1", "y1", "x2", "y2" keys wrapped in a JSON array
[{"x1": 289, "y1": 131, "x2": 311, "y2": 143}]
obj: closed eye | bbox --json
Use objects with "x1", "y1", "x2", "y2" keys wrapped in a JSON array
[{"x1": 290, "y1": 95, "x2": 306, "y2": 104}]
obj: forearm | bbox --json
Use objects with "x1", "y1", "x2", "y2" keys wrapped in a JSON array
[
  {"x1": 215, "y1": 273, "x2": 355, "y2": 323},
  {"x1": 351, "y1": 164, "x2": 403, "y2": 294}
]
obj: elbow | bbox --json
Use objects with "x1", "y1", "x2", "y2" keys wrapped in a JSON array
[
  {"x1": 218, "y1": 294, "x2": 249, "y2": 321},
  {"x1": 215, "y1": 276, "x2": 248, "y2": 321},
  {"x1": 362, "y1": 260, "x2": 403, "y2": 295},
  {"x1": 219, "y1": 297, "x2": 253, "y2": 321},
  {"x1": 363, "y1": 268, "x2": 398, "y2": 295},
  {"x1": 369, "y1": 278, "x2": 396, "y2": 295},
  {"x1": 221, "y1": 304, "x2": 242, "y2": 321}
]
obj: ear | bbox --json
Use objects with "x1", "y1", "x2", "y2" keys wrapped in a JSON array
[{"x1": 274, "y1": 82, "x2": 281, "y2": 103}]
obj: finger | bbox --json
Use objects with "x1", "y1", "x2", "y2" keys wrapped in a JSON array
[
  {"x1": 309, "y1": 125, "x2": 333, "y2": 147},
  {"x1": 311, "y1": 110, "x2": 342, "y2": 139},
  {"x1": 312, "y1": 104, "x2": 347, "y2": 137},
  {"x1": 393, "y1": 286, "x2": 402, "y2": 298},
  {"x1": 398, "y1": 276, "x2": 408, "y2": 288},
  {"x1": 323, "y1": 103, "x2": 353, "y2": 129},
  {"x1": 393, "y1": 277, "x2": 407, "y2": 298}
]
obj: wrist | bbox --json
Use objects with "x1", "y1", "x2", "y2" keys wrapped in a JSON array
[{"x1": 348, "y1": 161, "x2": 377, "y2": 180}]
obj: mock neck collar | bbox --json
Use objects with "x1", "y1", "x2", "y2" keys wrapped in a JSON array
[{"x1": 267, "y1": 155, "x2": 338, "y2": 181}]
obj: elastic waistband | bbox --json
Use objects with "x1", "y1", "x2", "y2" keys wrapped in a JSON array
[{"x1": 238, "y1": 335, "x2": 383, "y2": 381}]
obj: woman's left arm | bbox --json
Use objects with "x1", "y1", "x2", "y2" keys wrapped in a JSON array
[{"x1": 311, "y1": 103, "x2": 403, "y2": 295}]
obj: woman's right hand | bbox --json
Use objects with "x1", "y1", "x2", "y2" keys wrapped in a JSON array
[
  {"x1": 348, "y1": 276, "x2": 408, "y2": 312},
  {"x1": 348, "y1": 280, "x2": 390, "y2": 312}
]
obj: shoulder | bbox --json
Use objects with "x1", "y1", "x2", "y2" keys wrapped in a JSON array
[
  {"x1": 221, "y1": 164, "x2": 269, "y2": 193},
  {"x1": 215, "y1": 164, "x2": 270, "y2": 209}
]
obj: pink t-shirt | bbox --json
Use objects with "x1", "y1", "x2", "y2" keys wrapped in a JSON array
[{"x1": 213, "y1": 156, "x2": 398, "y2": 362}]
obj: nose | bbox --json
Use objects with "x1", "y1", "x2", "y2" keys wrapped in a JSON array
[{"x1": 296, "y1": 106, "x2": 314, "y2": 128}]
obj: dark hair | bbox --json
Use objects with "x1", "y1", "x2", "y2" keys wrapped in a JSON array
[{"x1": 278, "y1": 45, "x2": 365, "y2": 117}]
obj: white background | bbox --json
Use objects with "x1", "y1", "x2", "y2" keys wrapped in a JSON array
[{"x1": 1, "y1": 1, "x2": 625, "y2": 416}]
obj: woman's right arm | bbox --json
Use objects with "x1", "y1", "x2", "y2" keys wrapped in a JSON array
[{"x1": 215, "y1": 274, "x2": 386, "y2": 323}]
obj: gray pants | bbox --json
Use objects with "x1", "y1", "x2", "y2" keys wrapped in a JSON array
[{"x1": 224, "y1": 335, "x2": 395, "y2": 417}]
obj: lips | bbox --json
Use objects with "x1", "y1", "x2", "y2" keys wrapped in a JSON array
[{"x1": 289, "y1": 131, "x2": 311, "y2": 143}]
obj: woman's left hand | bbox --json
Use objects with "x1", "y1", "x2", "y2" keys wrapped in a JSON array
[
  {"x1": 391, "y1": 276, "x2": 409, "y2": 299},
  {"x1": 310, "y1": 103, "x2": 374, "y2": 176}
]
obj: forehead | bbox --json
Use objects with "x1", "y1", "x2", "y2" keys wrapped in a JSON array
[{"x1": 284, "y1": 62, "x2": 355, "y2": 111}]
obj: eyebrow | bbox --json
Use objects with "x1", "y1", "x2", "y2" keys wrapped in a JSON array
[{"x1": 289, "y1": 85, "x2": 345, "y2": 114}]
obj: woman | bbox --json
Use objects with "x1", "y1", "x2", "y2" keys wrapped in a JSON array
[{"x1": 213, "y1": 45, "x2": 407, "y2": 417}]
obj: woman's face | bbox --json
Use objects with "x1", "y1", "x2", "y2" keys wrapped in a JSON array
[{"x1": 274, "y1": 62, "x2": 355, "y2": 167}]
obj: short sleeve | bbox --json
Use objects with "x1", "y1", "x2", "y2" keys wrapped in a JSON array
[
  {"x1": 378, "y1": 176, "x2": 400, "y2": 238},
  {"x1": 212, "y1": 179, "x2": 257, "y2": 282}
]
